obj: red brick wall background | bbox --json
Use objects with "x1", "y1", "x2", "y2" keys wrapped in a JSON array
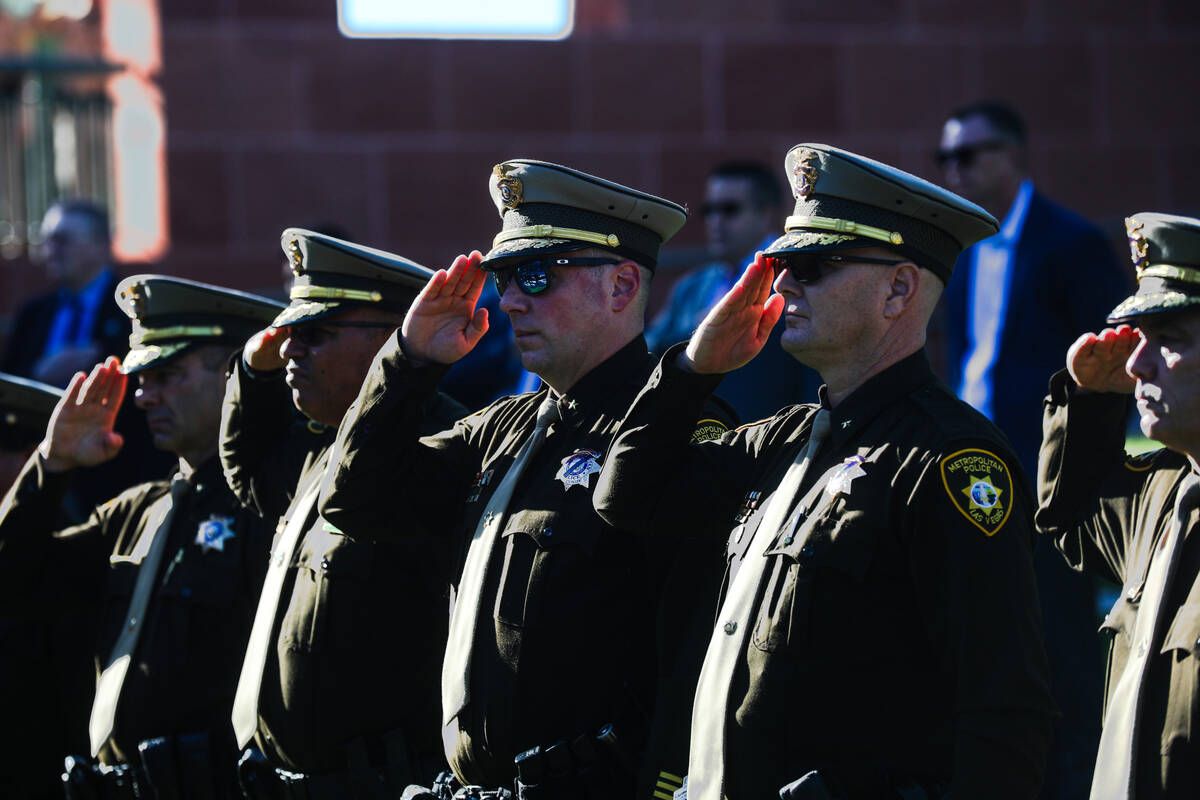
[{"x1": 9, "y1": 0, "x2": 1200, "y2": 310}]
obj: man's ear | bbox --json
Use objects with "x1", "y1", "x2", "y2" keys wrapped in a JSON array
[
  {"x1": 610, "y1": 261, "x2": 642, "y2": 313},
  {"x1": 882, "y1": 262, "x2": 921, "y2": 320}
]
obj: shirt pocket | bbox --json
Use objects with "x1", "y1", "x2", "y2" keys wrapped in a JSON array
[
  {"x1": 751, "y1": 503, "x2": 876, "y2": 656},
  {"x1": 494, "y1": 508, "x2": 603, "y2": 630},
  {"x1": 1098, "y1": 593, "x2": 1138, "y2": 719},
  {"x1": 1158, "y1": 601, "x2": 1200, "y2": 750},
  {"x1": 281, "y1": 525, "x2": 372, "y2": 652}
]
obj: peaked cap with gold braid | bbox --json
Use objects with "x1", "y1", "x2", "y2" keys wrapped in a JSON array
[
  {"x1": 764, "y1": 143, "x2": 999, "y2": 282},
  {"x1": 481, "y1": 159, "x2": 687, "y2": 269},
  {"x1": 115, "y1": 276, "x2": 284, "y2": 374},
  {"x1": 275, "y1": 228, "x2": 435, "y2": 327},
  {"x1": 1109, "y1": 212, "x2": 1200, "y2": 322}
]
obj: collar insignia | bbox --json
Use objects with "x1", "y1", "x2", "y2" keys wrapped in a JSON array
[
  {"x1": 556, "y1": 448, "x2": 603, "y2": 491},
  {"x1": 825, "y1": 455, "x2": 867, "y2": 497},
  {"x1": 195, "y1": 515, "x2": 236, "y2": 553}
]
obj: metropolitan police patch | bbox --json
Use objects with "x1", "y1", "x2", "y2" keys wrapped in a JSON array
[
  {"x1": 690, "y1": 418, "x2": 730, "y2": 444},
  {"x1": 940, "y1": 448, "x2": 1013, "y2": 537}
]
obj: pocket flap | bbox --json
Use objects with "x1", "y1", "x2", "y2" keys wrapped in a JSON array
[
  {"x1": 1161, "y1": 602, "x2": 1200, "y2": 656},
  {"x1": 296, "y1": 526, "x2": 371, "y2": 579},
  {"x1": 1099, "y1": 594, "x2": 1137, "y2": 639},
  {"x1": 501, "y1": 508, "x2": 601, "y2": 555}
]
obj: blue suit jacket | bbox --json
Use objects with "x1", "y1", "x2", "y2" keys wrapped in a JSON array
[
  {"x1": 943, "y1": 190, "x2": 1130, "y2": 797},
  {"x1": 943, "y1": 190, "x2": 1129, "y2": 478}
]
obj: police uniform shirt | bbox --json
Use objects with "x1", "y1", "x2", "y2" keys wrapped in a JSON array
[
  {"x1": 220, "y1": 357, "x2": 463, "y2": 776},
  {"x1": 1037, "y1": 371, "x2": 1200, "y2": 799},
  {"x1": 319, "y1": 332, "x2": 734, "y2": 786},
  {"x1": 0, "y1": 452, "x2": 269, "y2": 763},
  {"x1": 593, "y1": 345, "x2": 1055, "y2": 799}
]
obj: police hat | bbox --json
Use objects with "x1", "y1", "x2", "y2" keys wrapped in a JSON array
[
  {"x1": 276, "y1": 229, "x2": 435, "y2": 328},
  {"x1": 0, "y1": 372, "x2": 61, "y2": 450},
  {"x1": 764, "y1": 144, "x2": 999, "y2": 282},
  {"x1": 1108, "y1": 212, "x2": 1200, "y2": 322},
  {"x1": 115, "y1": 276, "x2": 285, "y2": 374},
  {"x1": 481, "y1": 160, "x2": 687, "y2": 270}
]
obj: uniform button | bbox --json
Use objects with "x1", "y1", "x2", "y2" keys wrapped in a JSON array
[
  {"x1": 723, "y1": 621, "x2": 737, "y2": 635},
  {"x1": 782, "y1": 535, "x2": 794, "y2": 546},
  {"x1": 321, "y1": 557, "x2": 330, "y2": 571},
  {"x1": 128, "y1": 617, "x2": 137, "y2": 628},
  {"x1": 799, "y1": 544, "x2": 816, "y2": 560},
  {"x1": 543, "y1": 527, "x2": 554, "y2": 538}
]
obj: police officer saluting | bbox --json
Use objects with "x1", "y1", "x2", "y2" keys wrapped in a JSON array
[
  {"x1": 1036, "y1": 212, "x2": 1200, "y2": 799},
  {"x1": 223, "y1": 231, "x2": 463, "y2": 797},
  {"x1": 593, "y1": 144, "x2": 1056, "y2": 799},
  {"x1": 318, "y1": 160, "x2": 734, "y2": 797},
  {"x1": 0, "y1": 277, "x2": 282, "y2": 797}
]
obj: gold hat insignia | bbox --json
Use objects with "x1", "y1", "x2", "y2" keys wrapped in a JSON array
[
  {"x1": 791, "y1": 149, "x2": 820, "y2": 199},
  {"x1": 1125, "y1": 217, "x2": 1149, "y2": 272},
  {"x1": 494, "y1": 163, "x2": 524, "y2": 211}
]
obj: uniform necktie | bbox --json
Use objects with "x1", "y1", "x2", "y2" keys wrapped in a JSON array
[
  {"x1": 441, "y1": 395, "x2": 559, "y2": 727},
  {"x1": 688, "y1": 409, "x2": 831, "y2": 800},
  {"x1": 1090, "y1": 472, "x2": 1200, "y2": 800},
  {"x1": 89, "y1": 474, "x2": 190, "y2": 757},
  {"x1": 231, "y1": 476, "x2": 322, "y2": 748}
]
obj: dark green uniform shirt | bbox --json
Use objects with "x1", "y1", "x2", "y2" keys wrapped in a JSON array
[
  {"x1": 1036, "y1": 370, "x2": 1200, "y2": 799},
  {"x1": 220, "y1": 358, "x2": 462, "y2": 779},
  {"x1": 593, "y1": 347, "x2": 1055, "y2": 799},
  {"x1": 0, "y1": 453, "x2": 269, "y2": 776},
  {"x1": 318, "y1": 333, "x2": 734, "y2": 788}
]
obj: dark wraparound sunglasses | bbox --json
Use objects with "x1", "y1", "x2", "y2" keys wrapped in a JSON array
[
  {"x1": 492, "y1": 257, "x2": 618, "y2": 297},
  {"x1": 764, "y1": 253, "x2": 907, "y2": 284},
  {"x1": 934, "y1": 140, "x2": 1007, "y2": 169},
  {"x1": 288, "y1": 320, "x2": 395, "y2": 348}
]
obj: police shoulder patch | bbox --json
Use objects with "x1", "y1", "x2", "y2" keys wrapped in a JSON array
[
  {"x1": 691, "y1": 417, "x2": 730, "y2": 443},
  {"x1": 939, "y1": 447, "x2": 1014, "y2": 537},
  {"x1": 1123, "y1": 448, "x2": 1164, "y2": 473}
]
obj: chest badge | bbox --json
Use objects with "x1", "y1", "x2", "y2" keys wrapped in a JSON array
[
  {"x1": 195, "y1": 515, "x2": 236, "y2": 553},
  {"x1": 825, "y1": 455, "x2": 867, "y2": 497},
  {"x1": 556, "y1": 449, "x2": 603, "y2": 491}
]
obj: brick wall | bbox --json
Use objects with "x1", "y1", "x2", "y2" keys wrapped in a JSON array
[{"x1": 11, "y1": 0, "x2": 1200, "y2": 305}]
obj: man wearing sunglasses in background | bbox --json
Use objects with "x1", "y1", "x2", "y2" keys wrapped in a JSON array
[
  {"x1": 317, "y1": 160, "x2": 736, "y2": 798},
  {"x1": 937, "y1": 101, "x2": 1126, "y2": 800},
  {"x1": 646, "y1": 161, "x2": 819, "y2": 421},
  {"x1": 594, "y1": 144, "x2": 1055, "y2": 799},
  {"x1": 223, "y1": 230, "x2": 465, "y2": 798}
]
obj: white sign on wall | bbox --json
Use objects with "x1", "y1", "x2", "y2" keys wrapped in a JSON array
[{"x1": 338, "y1": 0, "x2": 575, "y2": 40}]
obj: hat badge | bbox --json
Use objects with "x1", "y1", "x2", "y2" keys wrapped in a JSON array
[
  {"x1": 494, "y1": 163, "x2": 524, "y2": 210},
  {"x1": 121, "y1": 284, "x2": 147, "y2": 316},
  {"x1": 1125, "y1": 217, "x2": 1149, "y2": 272},
  {"x1": 791, "y1": 149, "x2": 821, "y2": 199}
]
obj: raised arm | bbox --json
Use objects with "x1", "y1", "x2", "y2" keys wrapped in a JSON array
[{"x1": 1035, "y1": 325, "x2": 1148, "y2": 584}]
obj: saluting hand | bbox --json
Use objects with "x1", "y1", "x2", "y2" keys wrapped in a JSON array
[
  {"x1": 243, "y1": 325, "x2": 289, "y2": 372},
  {"x1": 680, "y1": 252, "x2": 784, "y2": 374},
  {"x1": 39, "y1": 356, "x2": 127, "y2": 473},
  {"x1": 1066, "y1": 325, "x2": 1139, "y2": 394},
  {"x1": 401, "y1": 251, "x2": 490, "y2": 366}
]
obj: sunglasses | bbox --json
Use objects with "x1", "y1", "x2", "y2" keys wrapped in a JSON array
[
  {"x1": 492, "y1": 257, "x2": 618, "y2": 297},
  {"x1": 287, "y1": 320, "x2": 395, "y2": 348},
  {"x1": 934, "y1": 140, "x2": 1007, "y2": 169},
  {"x1": 701, "y1": 200, "x2": 746, "y2": 218},
  {"x1": 764, "y1": 253, "x2": 907, "y2": 284}
]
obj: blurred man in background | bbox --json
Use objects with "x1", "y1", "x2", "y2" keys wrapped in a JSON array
[
  {"x1": 647, "y1": 161, "x2": 818, "y2": 420},
  {"x1": 937, "y1": 101, "x2": 1127, "y2": 799}
]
